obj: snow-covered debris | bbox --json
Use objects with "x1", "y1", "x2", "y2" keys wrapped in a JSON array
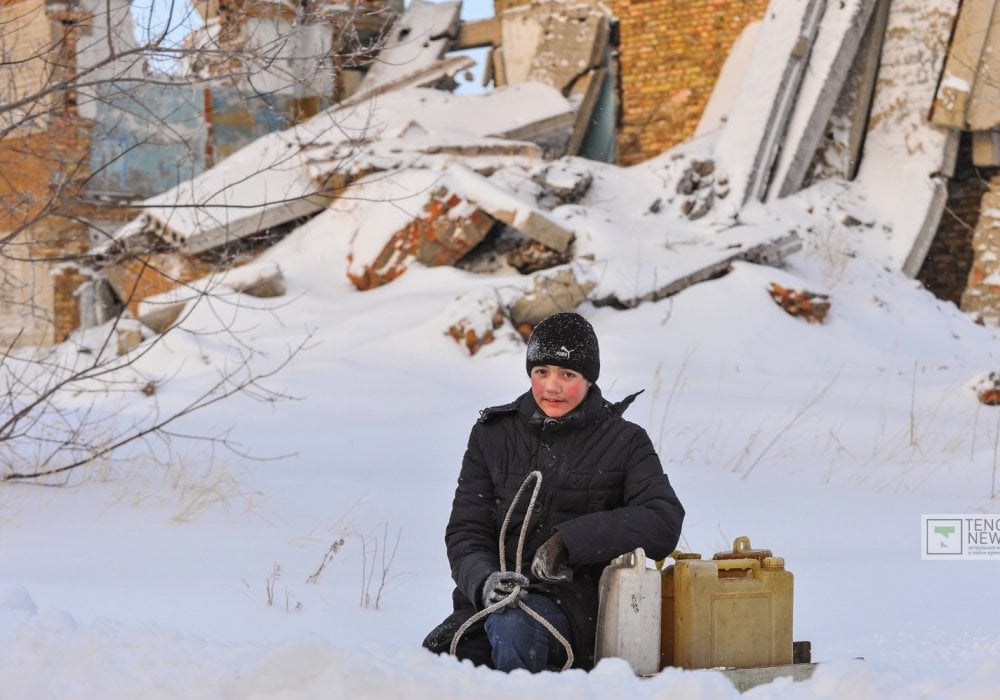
[
  {"x1": 850, "y1": 0, "x2": 960, "y2": 276},
  {"x1": 711, "y1": 0, "x2": 826, "y2": 211},
  {"x1": 91, "y1": 0, "x2": 991, "y2": 356},
  {"x1": 111, "y1": 122, "x2": 330, "y2": 255},
  {"x1": 767, "y1": 282, "x2": 831, "y2": 323},
  {"x1": 357, "y1": 0, "x2": 462, "y2": 94},
  {"x1": 507, "y1": 267, "x2": 596, "y2": 328},
  {"x1": 444, "y1": 164, "x2": 574, "y2": 252},
  {"x1": 767, "y1": 0, "x2": 878, "y2": 199},
  {"x1": 498, "y1": 0, "x2": 611, "y2": 94},
  {"x1": 345, "y1": 170, "x2": 496, "y2": 290},
  {"x1": 132, "y1": 261, "x2": 286, "y2": 333},
  {"x1": 301, "y1": 82, "x2": 574, "y2": 184},
  {"x1": 970, "y1": 371, "x2": 1000, "y2": 406},
  {"x1": 343, "y1": 163, "x2": 578, "y2": 290},
  {"x1": 439, "y1": 288, "x2": 523, "y2": 356},
  {"x1": 930, "y1": 0, "x2": 1000, "y2": 131}
]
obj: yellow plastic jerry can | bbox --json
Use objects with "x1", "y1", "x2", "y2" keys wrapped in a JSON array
[{"x1": 666, "y1": 537, "x2": 794, "y2": 670}]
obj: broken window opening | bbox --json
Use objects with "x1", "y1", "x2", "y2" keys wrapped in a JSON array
[{"x1": 131, "y1": 0, "x2": 204, "y2": 76}]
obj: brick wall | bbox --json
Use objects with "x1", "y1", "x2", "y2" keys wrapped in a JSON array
[
  {"x1": 611, "y1": 0, "x2": 768, "y2": 165},
  {"x1": 495, "y1": 0, "x2": 768, "y2": 165},
  {"x1": 0, "y1": 93, "x2": 93, "y2": 346},
  {"x1": 918, "y1": 134, "x2": 992, "y2": 308},
  {"x1": 960, "y1": 171, "x2": 1000, "y2": 326},
  {"x1": 0, "y1": 0, "x2": 55, "y2": 137}
]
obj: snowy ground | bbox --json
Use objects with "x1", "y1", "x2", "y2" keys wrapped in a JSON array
[{"x1": 5, "y1": 149, "x2": 1000, "y2": 698}]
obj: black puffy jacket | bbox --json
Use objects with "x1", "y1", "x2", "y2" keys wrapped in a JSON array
[{"x1": 443, "y1": 385, "x2": 685, "y2": 669}]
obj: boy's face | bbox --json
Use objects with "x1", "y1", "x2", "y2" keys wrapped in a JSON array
[{"x1": 530, "y1": 364, "x2": 591, "y2": 418}]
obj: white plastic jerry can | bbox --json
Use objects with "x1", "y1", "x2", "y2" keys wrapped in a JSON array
[{"x1": 594, "y1": 547, "x2": 662, "y2": 676}]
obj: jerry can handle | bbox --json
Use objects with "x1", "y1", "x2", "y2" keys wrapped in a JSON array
[
  {"x1": 715, "y1": 557, "x2": 760, "y2": 574},
  {"x1": 608, "y1": 547, "x2": 647, "y2": 568},
  {"x1": 732, "y1": 535, "x2": 752, "y2": 553}
]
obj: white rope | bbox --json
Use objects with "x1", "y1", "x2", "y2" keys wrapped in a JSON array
[{"x1": 449, "y1": 470, "x2": 575, "y2": 671}]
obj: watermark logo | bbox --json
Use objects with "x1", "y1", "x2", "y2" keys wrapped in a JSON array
[{"x1": 922, "y1": 515, "x2": 1000, "y2": 560}]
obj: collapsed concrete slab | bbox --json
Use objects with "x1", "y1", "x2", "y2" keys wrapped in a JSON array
[
  {"x1": 930, "y1": 0, "x2": 1000, "y2": 131},
  {"x1": 805, "y1": 0, "x2": 889, "y2": 184},
  {"x1": 495, "y1": 0, "x2": 611, "y2": 95},
  {"x1": 302, "y1": 82, "x2": 575, "y2": 185},
  {"x1": 347, "y1": 177, "x2": 496, "y2": 291},
  {"x1": 492, "y1": 0, "x2": 615, "y2": 158},
  {"x1": 346, "y1": 163, "x2": 577, "y2": 290},
  {"x1": 586, "y1": 231, "x2": 803, "y2": 309},
  {"x1": 768, "y1": 0, "x2": 878, "y2": 200},
  {"x1": 852, "y1": 0, "x2": 961, "y2": 276},
  {"x1": 101, "y1": 119, "x2": 335, "y2": 258},
  {"x1": 343, "y1": 55, "x2": 477, "y2": 106},
  {"x1": 712, "y1": 0, "x2": 827, "y2": 211},
  {"x1": 507, "y1": 267, "x2": 596, "y2": 327},
  {"x1": 357, "y1": 0, "x2": 462, "y2": 95},
  {"x1": 445, "y1": 164, "x2": 574, "y2": 252}
]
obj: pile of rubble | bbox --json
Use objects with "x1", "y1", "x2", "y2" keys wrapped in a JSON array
[{"x1": 92, "y1": 0, "x2": 999, "y2": 356}]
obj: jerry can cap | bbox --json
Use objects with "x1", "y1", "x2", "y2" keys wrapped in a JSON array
[{"x1": 713, "y1": 535, "x2": 773, "y2": 562}]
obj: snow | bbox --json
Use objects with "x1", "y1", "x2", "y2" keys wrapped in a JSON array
[
  {"x1": 7, "y1": 152, "x2": 1000, "y2": 697},
  {"x1": 712, "y1": 0, "x2": 821, "y2": 210},
  {"x1": 7, "y1": 3, "x2": 1000, "y2": 698}
]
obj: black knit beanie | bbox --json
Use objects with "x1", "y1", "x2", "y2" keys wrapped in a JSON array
[{"x1": 525, "y1": 312, "x2": 600, "y2": 383}]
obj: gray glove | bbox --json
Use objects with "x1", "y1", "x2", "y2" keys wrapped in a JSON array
[
  {"x1": 481, "y1": 570, "x2": 529, "y2": 608},
  {"x1": 531, "y1": 532, "x2": 573, "y2": 583}
]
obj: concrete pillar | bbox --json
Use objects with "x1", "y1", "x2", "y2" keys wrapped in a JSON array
[{"x1": 961, "y1": 174, "x2": 1000, "y2": 326}]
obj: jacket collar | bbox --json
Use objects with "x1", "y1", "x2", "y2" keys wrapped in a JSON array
[
  {"x1": 518, "y1": 385, "x2": 608, "y2": 431},
  {"x1": 478, "y1": 386, "x2": 644, "y2": 425}
]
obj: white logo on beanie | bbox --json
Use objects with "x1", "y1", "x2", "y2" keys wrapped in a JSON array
[{"x1": 556, "y1": 346, "x2": 573, "y2": 359}]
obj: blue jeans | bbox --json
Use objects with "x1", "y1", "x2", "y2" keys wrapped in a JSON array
[{"x1": 484, "y1": 592, "x2": 572, "y2": 672}]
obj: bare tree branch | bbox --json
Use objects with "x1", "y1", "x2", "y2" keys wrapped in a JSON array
[{"x1": 0, "y1": 0, "x2": 394, "y2": 482}]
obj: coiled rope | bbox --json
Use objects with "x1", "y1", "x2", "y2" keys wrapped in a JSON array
[{"x1": 449, "y1": 470, "x2": 575, "y2": 670}]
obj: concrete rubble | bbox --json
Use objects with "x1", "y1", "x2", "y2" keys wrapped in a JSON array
[{"x1": 88, "y1": 0, "x2": 1000, "y2": 355}]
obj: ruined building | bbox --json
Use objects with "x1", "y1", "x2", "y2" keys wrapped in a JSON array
[
  {"x1": 2, "y1": 0, "x2": 1000, "y2": 350},
  {"x1": 0, "y1": 0, "x2": 401, "y2": 347}
]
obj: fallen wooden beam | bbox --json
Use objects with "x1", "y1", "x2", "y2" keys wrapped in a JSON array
[
  {"x1": 967, "y1": 2, "x2": 1000, "y2": 131},
  {"x1": 930, "y1": 0, "x2": 1000, "y2": 129},
  {"x1": 455, "y1": 17, "x2": 501, "y2": 50}
]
